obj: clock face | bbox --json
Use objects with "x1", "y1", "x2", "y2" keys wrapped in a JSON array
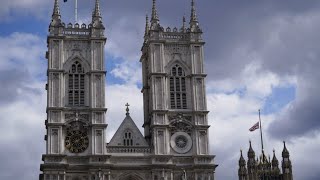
[
  {"x1": 65, "y1": 130, "x2": 89, "y2": 153},
  {"x1": 170, "y1": 132, "x2": 192, "y2": 154}
]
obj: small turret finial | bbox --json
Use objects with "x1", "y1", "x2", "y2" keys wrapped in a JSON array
[
  {"x1": 125, "y1": 103, "x2": 130, "y2": 116},
  {"x1": 52, "y1": 0, "x2": 61, "y2": 19},
  {"x1": 144, "y1": 14, "x2": 150, "y2": 38},
  {"x1": 181, "y1": 16, "x2": 186, "y2": 32},
  {"x1": 282, "y1": 141, "x2": 290, "y2": 158},
  {"x1": 151, "y1": 0, "x2": 159, "y2": 22},
  {"x1": 190, "y1": 0, "x2": 198, "y2": 23},
  {"x1": 93, "y1": 0, "x2": 101, "y2": 17},
  {"x1": 92, "y1": 0, "x2": 104, "y2": 30}
]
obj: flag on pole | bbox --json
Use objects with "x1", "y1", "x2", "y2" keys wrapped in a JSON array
[{"x1": 249, "y1": 122, "x2": 260, "y2": 132}]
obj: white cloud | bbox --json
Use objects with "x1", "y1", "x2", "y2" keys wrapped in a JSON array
[
  {"x1": 105, "y1": 83, "x2": 144, "y2": 141},
  {"x1": 110, "y1": 60, "x2": 142, "y2": 85},
  {"x1": 0, "y1": 0, "x2": 49, "y2": 21},
  {"x1": 105, "y1": 15, "x2": 144, "y2": 62},
  {"x1": 0, "y1": 32, "x2": 46, "y2": 76}
]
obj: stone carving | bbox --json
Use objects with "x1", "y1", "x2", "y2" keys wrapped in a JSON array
[
  {"x1": 169, "y1": 121, "x2": 193, "y2": 133},
  {"x1": 200, "y1": 130, "x2": 207, "y2": 136},
  {"x1": 65, "y1": 112, "x2": 89, "y2": 124},
  {"x1": 64, "y1": 41, "x2": 91, "y2": 65},
  {"x1": 107, "y1": 147, "x2": 152, "y2": 153},
  {"x1": 51, "y1": 111, "x2": 60, "y2": 123},
  {"x1": 197, "y1": 157, "x2": 213, "y2": 164},
  {"x1": 165, "y1": 45, "x2": 190, "y2": 64},
  {"x1": 168, "y1": 113, "x2": 192, "y2": 122}
]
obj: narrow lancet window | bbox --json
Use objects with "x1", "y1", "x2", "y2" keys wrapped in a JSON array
[
  {"x1": 123, "y1": 131, "x2": 133, "y2": 146},
  {"x1": 170, "y1": 64, "x2": 187, "y2": 109},
  {"x1": 68, "y1": 61, "x2": 85, "y2": 106}
]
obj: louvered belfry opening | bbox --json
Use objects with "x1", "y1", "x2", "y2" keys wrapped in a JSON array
[
  {"x1": 170, "y1": 64, "x2": 187, "y2": 109},
  {"x1": 68, "y1": 61, "x2": 85, "y2": 106}
]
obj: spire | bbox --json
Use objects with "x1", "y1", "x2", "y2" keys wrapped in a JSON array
[
  {"x1": 282, "y1": 141, "x2": 290, "y2": 158},
  {"x1": 189, "y1": 0, "x2": 201, "y2": 32},
  {"x1": 144, "y1": 14, "x2": 150, "y2": 38},
  {"x1": 125, "y1": 103, "x2": 130, "y2": 116},
  {"x1": 281, "y1": 141, "x2": 293, "y2": 179},
  {"x1": 239, "y1": 150, "x2": 246, "y2": 166},
  {"x1": 150, "y1": 0, "x2": 161, "y2": 30},
  {"x1": 52, "y1": 0, "x2": 61, "y2": 20},
  {"x1": 190, "y1": 0, "x2": 198, "y2": 23},
  {"x1": 181, "y1": 16, "x2": 186, "y2": 32},
  {"x1": 272, "y1": 150, "x2": 279, "y2": 167},
  {"x1": 248, "y1": 141, "x2": 255, "y2": 159},
  {"x1": 93, "y1": 0, "x2": 101, "y2": 18},
  {"x1": 238, "y1": 150, "x2": 247, "y2": 179},
  {"x1": 91, "y1": 0, "x2": 104, "y2": 29},
  {"x1": 50, "y1": 0, "x2": 62, "y2": 29},
  {"x1": 151, "y1": 0, "x2": 159, "y2": 22}
]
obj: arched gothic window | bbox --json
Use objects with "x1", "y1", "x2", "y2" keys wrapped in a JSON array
[
  {"x1": 170, "y1": 64, "x2": 187, "y2": 109},
  {"x1": 68, "y1": 61, "x2": 85, "y2": 106},
  {"x1": 123, "y1": 130, "x2": 133, "y2": 146}
]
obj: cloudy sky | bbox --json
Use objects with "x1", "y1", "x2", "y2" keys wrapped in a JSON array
[{"x1": 0, "y1": 0, "x2": 319, "y2": 179}]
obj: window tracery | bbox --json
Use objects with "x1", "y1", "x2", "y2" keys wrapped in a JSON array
[
  {"x1": 68, "y1": 61, "x2": 85, "y2": 106},
  {"x1": 123, "y1": 130, "x2": 133, "y2": 146},
  {"x1": 170, "y1": 64, "x2": 187, "y2": 109}
]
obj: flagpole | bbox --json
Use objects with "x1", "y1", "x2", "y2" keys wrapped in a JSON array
[
  {"x1": 75, "y1": 0, "x2": 78, "y2": 23},
  {"x1": 259, "y1": 109, "x2": 264, "y2": 152}
]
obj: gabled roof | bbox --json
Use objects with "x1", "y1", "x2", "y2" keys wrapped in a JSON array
[{"x1": 108, "y1": 114, "x2": 149, "y2": 147}]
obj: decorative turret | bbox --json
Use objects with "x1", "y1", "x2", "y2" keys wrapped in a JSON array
[
  {"x1": 282, "y1": 142, "x2": 293, "y2": 180},
  {"x1": 92, "y1": 0, "x2": 105, "y2": 30},
  {"x1": 180, "y1": 16, "x2": 186, "y2": 32},
  {"x1": 52, "y1": 0, "x2": 61, "y2": 21},
  {"x1": 282, "y1": 141, "x2": 290, "y2": 158},
  {"x1": 247, "y1": 141, "x2": 255, "y2": 159},
  {"x1": 150, "y1": 0, "x2": 161, "y2": 31},
  {"x1": 144, "y1": 14, "x2": 149, "y2": 40},
  {"x1": 271, "y1": 150, "x2": 280, "y2": 176},
  {"x1": 238, "y1": 150, "x2": 247, "y2": 180},
  {"x1": 189, "y1": 0, "x2": 201, "y2": 32},
  {"x1": 49, "y1": 0, "x2": 63, "y2": 35},
  {"x1": 238, "y1": 141, "x2": 294, "y2": 180},
  {"x1": 247, "y1": 141, "x2": 257, "y2": 180}
]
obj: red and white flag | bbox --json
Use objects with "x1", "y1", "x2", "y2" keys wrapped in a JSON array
[{"x1": 249, "y1": 122, "x2": 260, "y2": 132}]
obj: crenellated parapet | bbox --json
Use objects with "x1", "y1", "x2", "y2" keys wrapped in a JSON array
[
  {"x1": 49, "y1": 22, "x2": 105, "y2": 38},
  {"x1": 49, "y1": 0, "x2": 105, "y2": 38},
  {"x1": 143, "y1": 0, "x2": 203, "y2": 47}
]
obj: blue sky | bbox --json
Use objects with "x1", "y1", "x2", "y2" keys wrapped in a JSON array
[{"x1": 0, "y1": 0, "x2": 319, "y2": 179}]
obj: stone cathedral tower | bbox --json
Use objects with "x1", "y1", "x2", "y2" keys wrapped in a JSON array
[
  {"x1": 40, "y1": 0, "x2": 107, "y2": 179},
  {"x1": 139, "y1": 0, "x2": 217, "y2": 179},
  {"x1": 40, "y1": 0, "x2": 217, "y2": 180}
]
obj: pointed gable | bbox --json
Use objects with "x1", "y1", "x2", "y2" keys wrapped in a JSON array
[{"x1": 108, "y1": 115, "x2": 149, "y2": 147}]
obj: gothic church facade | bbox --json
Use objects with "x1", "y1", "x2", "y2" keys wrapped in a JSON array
[{"x1": 40, "y1": 0, "x2": 217, "y2": 180}]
